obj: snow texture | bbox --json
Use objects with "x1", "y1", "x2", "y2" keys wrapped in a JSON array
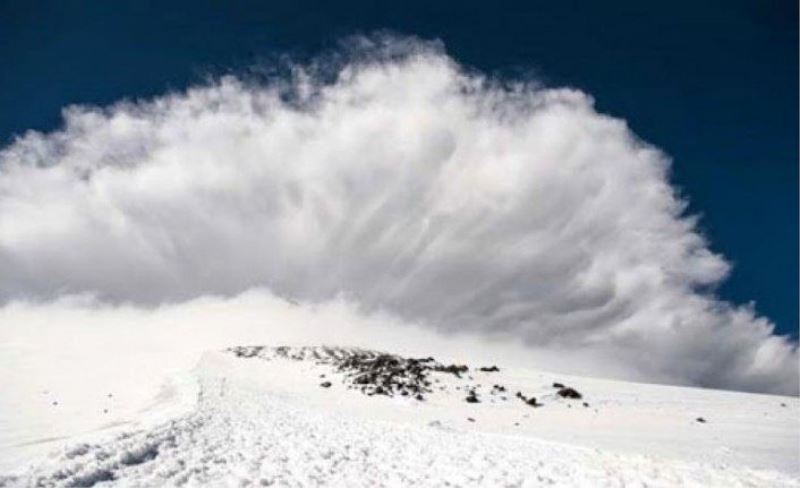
[{"x1": 1, "y1": 347, "x2": 797, "y2": 487}]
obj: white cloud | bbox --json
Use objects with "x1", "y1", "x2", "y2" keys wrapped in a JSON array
[{"x1": 0, "y1": 36, "x2": 795, "y2": 394}]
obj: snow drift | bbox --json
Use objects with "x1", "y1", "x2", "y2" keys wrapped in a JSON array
[{"x1": 0, "y1": 35, "x2": 796, "y2": 394}]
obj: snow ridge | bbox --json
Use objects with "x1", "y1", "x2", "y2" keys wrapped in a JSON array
[{"x1": 2, "y1": 347, "x2": 797, "y2": 487}]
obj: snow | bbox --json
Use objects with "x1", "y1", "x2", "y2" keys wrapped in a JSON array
[
  {"x1": 1, "y1": 347, "x2": 798, "y2": 487},
  {"x1": 0, "y1": 339, "x2": 199, "y2": 474}
]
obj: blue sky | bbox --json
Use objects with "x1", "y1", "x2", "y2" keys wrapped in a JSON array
[{"x1": 1, "y1": 0, "x2": 796, "y2": 339}]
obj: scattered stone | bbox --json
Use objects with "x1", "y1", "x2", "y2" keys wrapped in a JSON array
[
  {"x1": 781, "y1": 403, "x2": 787, "y2": 407},
  {"x1": 229, "y1": 346, "x2": 266, "y2": 358},
  {"x1": 436, "y1": 364, "x2": 469, "y2": 377},
  {"x1": 227, "y1": 346, "x2": 509, "y2": 404},
  {"x1": 556, "y1": 387, "x2": 582, "y2": 400},
  {"x1": 696, "y1": 417, "x2": 706, "y2": 423},
  {"x1": 552, "y1": 382, "x2": 565, "y2": 388},
  {"x1": 515, "y1": 391, "x2": 541, "y2": 407},
  {"x1": 582, "y1": 402, "x2": 590, "y2": 408},
  {"x1": 467, "y1": 417, "x2": 475, "y2": 422},
  {"x1": 265, "y1": 348, "x2": 474, "y2": 399}
]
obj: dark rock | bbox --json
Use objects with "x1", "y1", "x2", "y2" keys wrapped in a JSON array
[
  {"x1": 231, "y1": 347, "x2": 503, "y2": 406},
  {"x1": 552, "y1": 382, "x2": 565, "y2": 388},
  {"x1": 434, "y1": 364, "x2": 468, "y2": 377},
  {"x1": 479, "y1": 365, "x2": 500, "y2": 372},
  {"x1": 557, "y1": 387, "x2": 582, "y2": 399},
  {"x1": 696, "y1": 417, "x2": 706, "y2": 423},
  {"x1": 467, "y1": 417, "x2": 475, "y2": 422},
  {"x1": 229, "y1": 345, "x2": 266, "y2": 358},
  {"x1": 525, "y1": 397, "x2": 540, "y2": 407}
]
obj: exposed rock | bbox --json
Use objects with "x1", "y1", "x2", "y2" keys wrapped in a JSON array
[
  {"x1": 435, "y1": 364, "x2": 469, "y2": 377},
  {"x1": 227, "y1": 347, "x2": 594, "y2": 415},
  {"x1": 229, "y1": 347, "x2": 484, "y2": 401},
  {"x1": 557, "y1": 387, "x2": 582, "y2": 400}
]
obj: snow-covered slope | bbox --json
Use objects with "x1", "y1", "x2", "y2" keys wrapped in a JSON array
[{"x1": 1, "y1": 347, "x2": 797, "y2": 487}]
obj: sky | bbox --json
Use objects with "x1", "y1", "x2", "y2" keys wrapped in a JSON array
[{"x1": 0, "y1": 1, "x2": 796, "y2": 394}]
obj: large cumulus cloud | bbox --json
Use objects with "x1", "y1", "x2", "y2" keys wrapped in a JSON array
[{"x1": 0, "y1": 37, "x2": 795, "y2": 394}]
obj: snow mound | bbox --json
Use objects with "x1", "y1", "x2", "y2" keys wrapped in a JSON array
[{"x1": 2, "y1": 347, "x2": 797, "y2": 487}]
